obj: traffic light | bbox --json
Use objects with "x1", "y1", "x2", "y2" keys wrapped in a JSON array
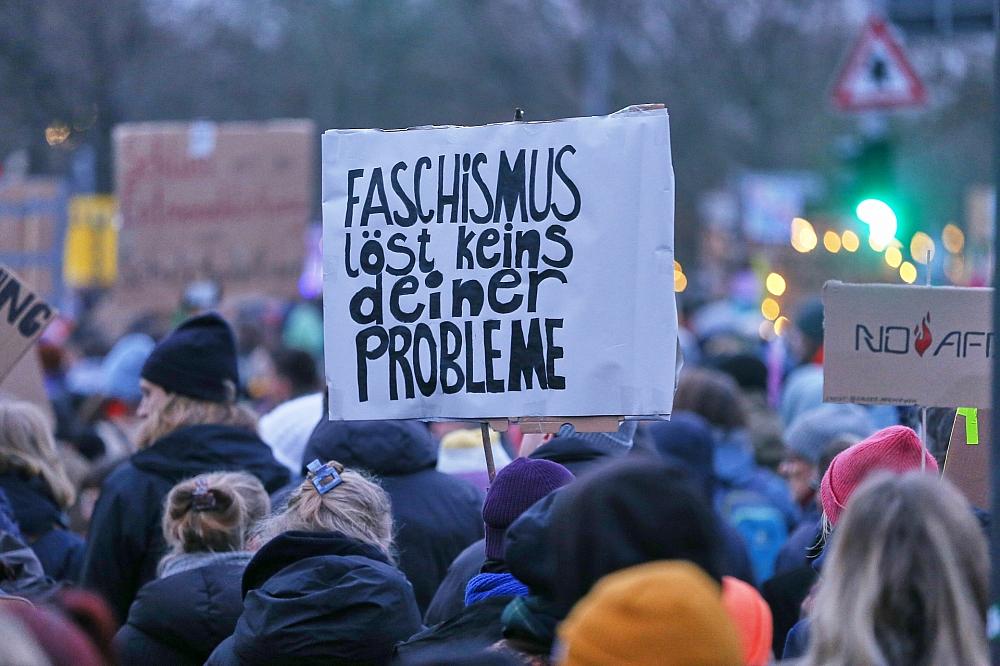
[
  {"x1": 843, "y1": 136, "x2": 912, "y2": 248},
  {"x1": 855, "y1": 197, "x2": 897, "y2": 249}
]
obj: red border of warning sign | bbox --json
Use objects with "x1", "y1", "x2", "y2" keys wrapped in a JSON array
[{"x1": 832, "y1": 17, "x2": 927, "y2": 112}]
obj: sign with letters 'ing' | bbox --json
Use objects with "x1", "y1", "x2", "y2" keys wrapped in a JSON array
[
  {"x1": 823, "y1": 281, "x2": 992, "y2": 409},
  {"x1": 322, "y1": 110, "x2": 677, "y2": 421},
  {"x1": 0, "y1": 265, "x2": 56, "y2": 383}
]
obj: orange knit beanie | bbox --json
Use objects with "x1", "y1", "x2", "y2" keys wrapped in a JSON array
[{"x1": 557, "y1": 560, "x2": 742, "y2": 666}]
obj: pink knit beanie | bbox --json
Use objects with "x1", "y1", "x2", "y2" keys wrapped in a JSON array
[{"x1": 820, "y1": 425, "x2": 938, "y2": 525}]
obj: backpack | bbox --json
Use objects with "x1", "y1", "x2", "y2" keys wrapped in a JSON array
[{"x1": 716, "y1": 486, "x2": 788, "y2": 583}]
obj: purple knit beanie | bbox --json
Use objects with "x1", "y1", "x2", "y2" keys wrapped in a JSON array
[{"x1": 483, "y1": 458, "x2": 574, "y2": 561}]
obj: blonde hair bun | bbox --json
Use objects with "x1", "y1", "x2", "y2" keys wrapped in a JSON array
[{"x1": 162, "y1": 471, "x2": 270, "y2": 556}]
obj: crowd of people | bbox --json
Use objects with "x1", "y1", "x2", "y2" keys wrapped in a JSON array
[{"x1": 0, "y1": 292, "x2": 988, "y2": 665}]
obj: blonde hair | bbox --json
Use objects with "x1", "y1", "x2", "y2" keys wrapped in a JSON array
[
  {"x1": 137, "y1": 387, "x2": 257, "y2": 448},
  {"x1": 0, "y1": 400, "x2": 75, "y2": 508},
  {"x1": 161, "y1": 471, "x2": 270, "y2": 562},
  {"x1": 254, "y1": 461, "x2": 395, "y2": 560},
  {"x1": 804, "y1": 472, "x2": 988, "y2": 666}
]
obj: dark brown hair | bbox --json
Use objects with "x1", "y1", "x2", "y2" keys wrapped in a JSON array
[{"x1": 672, "y1": 368, "x2": 748, "y2": 431}]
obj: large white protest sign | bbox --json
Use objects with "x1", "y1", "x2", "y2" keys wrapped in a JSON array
[
  {"x1": 322, "y1": 110, "x2": 677, "y2": 421},
  {"x1": 823, "y1": 281, "x2": 992, "y2": 408}
]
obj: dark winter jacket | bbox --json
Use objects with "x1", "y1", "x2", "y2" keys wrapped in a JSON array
[
  {"x1": 0, "y1": 531, "x2": 60, "y2": 601},
  {"x1": 302, "y1": 420, "x2": 483, "y2": 612},
  {"x1": 0, "y1": 473, "x2": 84, "y2": 582},
  {"x1": 116, "y1": 558, "x2": 246, "y2": 665},
  {"x1": 394, "y1": 596, "x2": 512, "y2": 664},
  {"x1": 762, "y1": 565, "x2": 817, "y2": 659},
  {"x1": 81, "y1": 424, "x2": 289, "y2": 622},
  {"x1": 206, "y1": 531, "x2": 422, "y2": 666},
  {"x1": 423, "y1": 539, "x2": 487, "y2": 626},
  {"x1": 774, "y1": 517, "x2": 822, "y2": 576}
]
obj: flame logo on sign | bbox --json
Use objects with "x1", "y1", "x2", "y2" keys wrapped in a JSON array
[{"x1": 914, "y1": 312, "x2": 932, "y2": 357}]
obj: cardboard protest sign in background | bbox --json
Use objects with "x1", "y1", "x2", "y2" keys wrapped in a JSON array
[
  {"x1": 101, "y1": 120, "x2": 314, "y2": 330},
  {"x1": 0, "y1": 348, "x2": 54, "y2": 424},
  {"x1": 322, "y1": 110, "x2": 677, "y2": 421},
  {"x1": 823, "y1": 281, "x2": 991, "y2": 408},
  {"x1": 0, "y1": 265, "x2": 56, "y2": 382},
  {"x1": 943, "y1": 408, "x2": 990, "y2": 509},
  {"x1": 0, "y1": 177, "x2": 68, "y2": 302}
]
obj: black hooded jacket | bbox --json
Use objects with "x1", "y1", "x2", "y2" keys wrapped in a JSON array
[
  {"x1": 0, "y1": 473, "x2": 84, "y2": 582},
  {"x1": 116, "y1": 559, "x2": 245, "y2": 665},
  {"x1": 206, "y1": 531, "x2": 422, "y2": 666},
  {"x1": 302, "y1": 420, "x2": 483, "y2": 612},
  {"x1": 81, "y1": 424, "x2": 289, "y2": 622}
]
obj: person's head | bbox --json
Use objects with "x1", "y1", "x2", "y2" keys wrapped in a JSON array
[
  {"x1": 518, "y1": 421, "x2": 637, "y2": 459},
  {"x1": 780, "y1": 403, "x2": 875, "y2": 506},
  {"x1": 137, "y1": 312, "x2": 255, "y2": 447},
  {"x1": 806, "y1": 473, "x2": 988, "y2": 666},
  {"x1": 0, "y1": 400, "x2": 75, "y2": 508},
  {"x1": 267, "y1": 348, "x2": 319, "y2": 403},
  {"x1": 709, "y1": 352, "x2": 768, "y2": 394},
  {"x1": 790, "y1": 297, "x2": 824, "y2": 364},
  {"x1": 483, "y1": 458, "x2": 573, "y2": 561},
  {"x1": 161, "y1": 471, "x2": 270, "y2": 565},
  {"x1": 253, "y1": 460, "x2": 395, "y2": 560},
  {"x1": 721, "y1": 576, "x2": 773, "y2": 666},
  {"x1": 821, "y1": 425, "x2": 938, "y2": 527},
  {"x1": 548, "y1": 458, "x2": 725, "y2": 611},
  {"x1": 672, "y1": 368, "x2": 748, "y2": 432},
  {"x1": 645, "y1": 411, "x2": 716, "y2": 501},
  {"x1": 557, "y1": 560, "x2": 742, "y2": 666}
]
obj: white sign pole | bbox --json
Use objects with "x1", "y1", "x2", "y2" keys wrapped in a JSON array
[{"x1": 920, "y1": 250, "x2": 932, "y2": 471}]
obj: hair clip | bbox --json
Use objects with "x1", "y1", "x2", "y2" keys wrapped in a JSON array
[
  {"x1": 192, "y1": 478, "x2": 218, "y2": 512},
  {"x1": 306, "y1": 459, "x2": 343, "y2": 495}
]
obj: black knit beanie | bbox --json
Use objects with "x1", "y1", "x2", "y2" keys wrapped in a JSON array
[{"x1": 140, "y1": 312, "x2": 239, "y2": 403}]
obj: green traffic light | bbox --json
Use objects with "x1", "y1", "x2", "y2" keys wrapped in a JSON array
[{"x1": 855, "y1": 198, "x2": 898, "y2": 246}]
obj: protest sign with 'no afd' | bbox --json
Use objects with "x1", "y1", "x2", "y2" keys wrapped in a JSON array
[
  {"x1": 0, "y1": 265, "x2": 56, "y2": 383},
  {"x1": 823, "y1": 281, "x2": 992, "y2": 409},
  {"x1": 322, "y1": 111, "x2": 677, "y2": 421}
]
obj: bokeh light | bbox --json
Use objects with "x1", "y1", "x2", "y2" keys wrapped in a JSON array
[
  {"x1": 869, "y1": 234, "x2": 889, "y2": 252},
  {"x1": 45, "y1": 122, "x2": 70, "y2": 146},
  {"x1": 773, "y1": 315, "x2": 790, "y2": 336},
  {"x1": 942, "y1": 223, "x2": 965, "y2": 254},
  {"x1": 884, "y1": 246, "x2": 902, "y2": 268},
  {"x1": 841, "y1": 229, "x2": 860, "y2": 252},
  {"x1": 899, "y1": 261, "x2": 917, "y2": 284},
  {"x1": 945, "y1": 255, "x2": 966, "y2": 284},
  {"x1": 674, "y1": 269, "x2": 687, "y2": 293},
  {"x1": 856, "y1": 198, "x2": 898, "y2": 249},
  {"x1": 765, "y1": 272, "x2": 786, "y2": 296},
  {"x1": 909, "y1": 232, "x2": 935, "y2": 265},
  {"x1": 823, "y1": 230, "x2": 842, "y2": 253},
  {"x1": 761, "y1": 297, "x2": 780, "y2": 321},
  {"x1": 790, "y1": 217, "x2": 817, "y2": 253}
]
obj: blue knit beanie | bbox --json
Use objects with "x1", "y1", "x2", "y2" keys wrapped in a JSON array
[
  {"x1": 482, "y1": 458, "x2": 574, "y2": 561},
  {"x1": 140, "y1": 312, "x2": 239, "y2": 403},
  {"x1": 785, "y1": 403, "x2": 876, "y2": 466}
]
